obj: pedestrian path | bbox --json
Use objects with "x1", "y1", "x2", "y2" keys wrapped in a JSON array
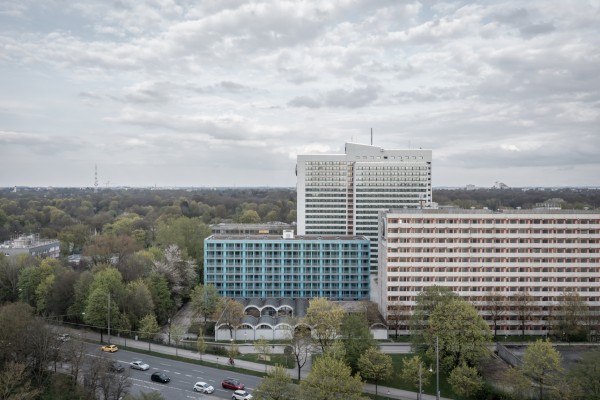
[{"x1": 65, "y1": 327, "x2": 452, "y2": 400}]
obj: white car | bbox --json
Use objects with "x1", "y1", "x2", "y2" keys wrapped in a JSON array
[
  {"x1": 232, "y1": 389, "x2": 253, "y2": 400},
  {"x1": 193, "y1": 382, "x2": 215, "y2": 394},
  {"x1": 130, "y1": 361, "x2": 150, "y2": 371}
]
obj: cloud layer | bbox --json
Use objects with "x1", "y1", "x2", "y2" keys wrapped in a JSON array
[{"x1": 0, "y1": 0, "x2": 598, "y2": 187}]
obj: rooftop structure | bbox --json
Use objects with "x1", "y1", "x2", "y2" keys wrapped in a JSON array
[{"x1": 0, "y1": 234, "x2": 60, "y2": 258}]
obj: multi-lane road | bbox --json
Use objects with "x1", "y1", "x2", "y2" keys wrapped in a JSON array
[{"x1": 88, "y1": 344, "x2": 262, "y2": 400}]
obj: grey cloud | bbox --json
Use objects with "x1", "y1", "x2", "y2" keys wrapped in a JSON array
[
  {"x1": 288, "y1": 85, "x2": 379, "y2": 109},
  {"x1": 519, "y1": 22, "x2": 555, "y2": 39}
]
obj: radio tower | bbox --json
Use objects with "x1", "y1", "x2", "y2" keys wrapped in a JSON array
[{"x1": 94, "y1": 164, "x2": 99, "y2": 192}]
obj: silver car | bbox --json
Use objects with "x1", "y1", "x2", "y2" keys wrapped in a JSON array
[
  {"x1": 193, "y1": 381, "x2": 215, "y2": 394},
  {"x1": 130, "y1": 361, "x2": 150, "y2": 371}
]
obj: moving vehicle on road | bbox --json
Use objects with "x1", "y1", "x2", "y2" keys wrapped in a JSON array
[
  {"x1": 151, "y1": 372, "x2": 170, "y2": 383},
  {"x1": 193, "y1": 381, "x2": 215, "y2": 394},
  {"x1": 110, "y1": 362, "x2": 125, "y2": 373},
  {"x1": 232, "y1": 389, "x2": 253, "y2": 399},
  {"x1": 130, "y1": 361, "x2": 150, "y2": 371},
  {"x1": 101, "y1": 344, "x2": 118, "y2": 352},
  {"x1": 222, "y1": 378, "x2": 245, "y2": 390}
]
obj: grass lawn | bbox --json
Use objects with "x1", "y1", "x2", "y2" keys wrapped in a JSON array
[{"x1": 237, "y1": 353, "x2": 295, "y2": 369}]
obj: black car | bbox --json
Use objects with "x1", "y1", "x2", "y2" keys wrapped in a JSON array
[
  {"x1": 151, "y1": 372, "x2": 170, "y2": 384},
  {"x1": 110, "y1": 362, "x2": 125, "y2": 373}
]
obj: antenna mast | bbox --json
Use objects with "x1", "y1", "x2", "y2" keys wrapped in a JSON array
[
  {"x1": 94, "y1": 164, "x2": 98, "y2": 192},
  {"x1": 370, "y1": 128, "x2": 373, "y2": 145}
]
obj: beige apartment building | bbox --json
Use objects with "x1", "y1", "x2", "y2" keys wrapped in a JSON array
[{"x1": 377, "y1": 208, "x2": 600, "y2": 336}]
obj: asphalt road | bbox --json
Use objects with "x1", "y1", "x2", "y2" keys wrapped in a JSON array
[{"x1": 89, "y1": 344, "x2": 262, "y2": 400}]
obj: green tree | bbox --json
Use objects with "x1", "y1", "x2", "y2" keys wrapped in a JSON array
[
  {"x1": 124, "y1": 280, "x2": 155, "y2": 330},
  {"x1": 340, "y1": 313, "x2": 376, "y2": 373},
  {"x1": 139, "y1": 314, "x2": 160, "y2": 340},
  {"x1": 239, "y1": 210, "x2": 261, "y2": 223},
  {"x1": 568, "y1": 348, "x2": 600, "y2": 399},
  {"x1": 0, "y1": 255, "x2": 25, "y2": 303},
  {"x1": 400, "y1": 355, "x2": 431, "y2": 394},
  {"x1": 522, "y1": 339, "x2": 563, "y2": 400},
  {"x1": 426, "y1": 299, "x2": 492, "y2": 371},
  {"x1": 299, "y1": 354, "x2": 365, "y2": 400},
  {"x1": 154, "y1": 216, "x2": 211, "y2": 267},
  {"x1": 215, "y1": 298, "x2": 245, "y2": 339},
  {"x1": 410, "y1": 286, "x2": 458, "y2": 352},
  {"x1": 196, "y1": 335, "x2": 207, "y2": 361},
  {"x1": 357, "y1": 347, "x2": 392, "y2": 396},
  {"x1": 254, "y1": 338, "x2": 272, "y2": 373},
  {"x1": 123, "y1": 391, "x2": 165, "y2": 400},
  {"x1": 152, "y1": 245, "x2": 197, "y2": 307},
  {"x1": 169, "y1": 324, "x2": 186, "y2": 356},
  {"x1": 190, "y1": 284, "x2": 221, "y2": 325},
  {"x1": 556, "y1": 291, "x2": 589, "y2": 342},
  {"x1": 145, "y1": 272, "x2": 174, "y2": 324},
  {"x1": 253, "y1": 365, "x2": 298, "y2": 400},
  {"x1": 448, "y1": 364, "x2": 485, "y2": 399},
  {"x1": 303, "y1": 298, "x2": 345, "y2": 353}
]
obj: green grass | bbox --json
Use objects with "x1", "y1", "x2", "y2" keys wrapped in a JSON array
[{"x1": 237, "y1": 353, "x2": 295, "y2": 369}]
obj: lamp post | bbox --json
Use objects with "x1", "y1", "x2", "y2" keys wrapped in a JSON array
[
  {"x1": 435, "y1": 335, "x2": 440, "y2": 400},
  {"x1": 418, "y1": 362, "x2": 422, "y2": 400},
  {"x1": 107, "y1": 293, "x2": 111, "y2": 344}
]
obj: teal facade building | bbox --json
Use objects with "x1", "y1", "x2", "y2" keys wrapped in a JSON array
[{"x1": 204, "y1": 233, "x2": 370, "y2": 300}]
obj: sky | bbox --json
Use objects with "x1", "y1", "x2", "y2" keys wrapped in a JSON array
[{"x1": 0, "y1": 0, "x2": 599, "y2": 189}]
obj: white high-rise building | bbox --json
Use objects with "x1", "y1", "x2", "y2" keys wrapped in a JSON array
[{"x1": 297, "y1": 142, "x2": 432, "y2": 269}]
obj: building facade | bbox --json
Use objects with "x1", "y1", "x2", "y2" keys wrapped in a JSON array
[
  {"x1": 204, "y1": 232, "x2": 370, "y2": 300},
  {"x1": 297, "y1": 142, "x2": 432, "y2": 270},
  {"x1": 210, "y1": 222, "x2": 294, "y2": 236},
  {"x1": 378, "y1": 209, "x2": 600, "y2": 336},
  {"x1": 0, "y1": 234, "x2": 60, "y2": 258}
]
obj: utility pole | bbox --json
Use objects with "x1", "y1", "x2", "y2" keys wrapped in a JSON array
[
  {"x1": 107, "y1": 293, "x2": 111, "y2": 344},
  {"x1": 436, "y1": 335, "x2": 440, "y2": 400}
]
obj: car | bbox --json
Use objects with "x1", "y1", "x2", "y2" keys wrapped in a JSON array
[
  {"x1": 151, "y1": 372, "x2": 170, "y2": 383},
  {"x1": 101, "y1": 344, "x2": 118, "y2": 352},
  {"x1": 232, "y1": 389, "x2": 253, "y2": 400},
  {"x1": 130, "y1": 361, "x2": 150, "y2": 371},
  {"x1": 193, "y1": 382, "x2": 214, "y2": 394},
  {"x1": 110, "y1": 362, "x2": 125, "y2": 373},
  {"x1": 57, "y1": 333, "x2": 70, "y2": 342},
  {"x1": 222, "y1": 378, "x2": 245, "y2": 390}
]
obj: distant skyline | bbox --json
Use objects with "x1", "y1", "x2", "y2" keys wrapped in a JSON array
[{"x1": 1, "y1": 1, "x2": 599, "y2": 188}]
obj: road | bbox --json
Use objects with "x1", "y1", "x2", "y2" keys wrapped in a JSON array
[{"x1": 90, "y1": 344, "x2": 262, "y2": 400}]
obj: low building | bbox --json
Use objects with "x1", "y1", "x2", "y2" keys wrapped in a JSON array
[
  {"x1": 210, "y1": 222, "x2": 294, "y2": 235},
  {"x1": 204, "y1": 231, "x2": 370, "y2": 300},
  {"x1": 378, "y1": 208, "x2": 600, "y2": 336},
  {"x1": 0, "y1": 234, "x2": 60, "y2": 258}
]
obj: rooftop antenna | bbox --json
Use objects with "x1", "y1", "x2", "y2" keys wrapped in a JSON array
[
  {"x1": 370, "y1": 128, "x2": 373, "y2": 145},
  {"x1": 94, "y1": 164, "x2": 98, "y2": 192}
]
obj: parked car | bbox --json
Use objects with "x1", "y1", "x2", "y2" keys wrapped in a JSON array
[
  {"x1": 101, "y1": 344, "x2": 118, "y2": 352},
  {"x1": 193, "y1": 382, "x2": 214, "y2": 394},
  {"x1": 232, "y1": 389, "x2": 253, "y2": 400},
  {"x1": 130, "y1": 361, "x2": 150, "y2": 371},
  {"x1": 151, "y1": 372, "x2": 170, "y2": 384},
  {"x1": 110, "y1": 362, "x2": 125, "y2": 373},
  {"x1": 222, "y1": 378, "x2": 245, "y2": 390},
  {"x1": 57, "y1": 333, "x2": 70, "y2": 342}
]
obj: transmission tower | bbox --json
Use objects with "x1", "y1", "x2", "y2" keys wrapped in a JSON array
[{"x1": 94, "y1": 164, "x2": 99, "y2": 192}]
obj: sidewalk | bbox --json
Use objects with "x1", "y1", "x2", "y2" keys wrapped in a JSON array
[{"x1": 65, "y1": 327, "x2": 452, "y2": 400}]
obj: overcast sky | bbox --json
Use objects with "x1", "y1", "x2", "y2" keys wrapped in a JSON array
[{"x1": 1, "y1": 0, "x2": 599, "y2": 188}]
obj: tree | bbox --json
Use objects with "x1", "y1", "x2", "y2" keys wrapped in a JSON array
[
  {"x1": 484, "y1": 291, "x2": 507, "y2": 338},
  {"x1": 357, "y1": 347, "x2": 392, "y2": 396},
  {"x1": 556, "y1": 291, "x2": 589, "y2": 342},
  {"x1": 426, "y1": 299, "x2": 492, "y2": 371},
  {"x1": 253, "y1": 365, "x2": 298, "y2": 400},
  {"x1": 139, "y1": 314, "x2": 161, "y2": 345},
  {"x1": 239, "y1": 210, "x2": 261, "y2": 223},
  {"x1": 340, "y1": 313, "x2": 376, "y2": 374},
  {"x1": 522, "y1": 339, "x2": 563, "y2": 400},
  {"x1": 124, "y1": 280, "x2": 155, "y2": 330},
  {"x1": 299, "y1": 354, "x2": 365, "y2": 400},
  {"x1": 254, "y1": 338, "x2": 272, "y2": 373},
  {"x1": 448, "y1": 364, "x2": 485, "y2": 399},
  {"x1": 0, "y1": 361, "x2": 41, "y2": 400},
  {"x1": 568, "y1": 348, "x2": 600, "y2": 399},
  {"x1": 410, "y1": 286, "x2": 458, "y2": 352},
  {"x1": 0, "y1": 255, "x2": 24, "y2": 303},
  {"x1": 155, "y1": 216, "x2": 211, "y2": 268},
  {"x1": 98, "y1": 358, "x2": 132, "y2": 400},
  {"x1": 400, "y1": 355, "x2": 431, "y2": 394},
  {"x1": 152, "y1": 245, "x2": 197, "y2": 308},
  {"x1": 145, "y1": 272, "x2": 174, "y2": 324},
  {"x1": 196, "y1": 335, "x2": 207, "y2": 361},
  {"x1": 512, "y1": 292, "x2": 535, "y2": 338},
  {"x1": 123, "y1": 392, "x2": 166, "y2": 400},
  {"x1": 283, "y1": 319, "x2": 312, "y2": 381},
  {"x1": 169, "y1": 324, "x2": 186, "y2": 356},
  {"x1": 215, "y1": 298, "x2": 245, "y2": 339},
  {"x1": 303, "y1": 298, "x2": 345, "y2": 353},
  {"x1": 190, "y1": 284, "x2": 221, "y2": 325},
  {"x1": 387, "y1": 301, "x2": 410, "y2": 338}
]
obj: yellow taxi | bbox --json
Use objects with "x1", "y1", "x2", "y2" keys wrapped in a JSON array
[{"x1": 101, "y1": 344, "x2": 118, "y2": 352}]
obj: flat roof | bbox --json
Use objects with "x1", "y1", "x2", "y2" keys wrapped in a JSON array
[{"x1": 206, "y1": 234, "x2": 369, "y2": 241}]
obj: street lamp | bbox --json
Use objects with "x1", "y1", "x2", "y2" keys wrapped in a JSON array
[
  {"x1": 418, "y1": 362, "x2": 422, "y2": 400},
  {"x1": 435, "y1": 335, "x2": 440, "y2": 400}
]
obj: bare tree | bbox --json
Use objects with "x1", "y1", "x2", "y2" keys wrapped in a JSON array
[
  {"x1": 512, "y1": 292, "x2": 535, "y2": 338},
  {"x1": 485, "y1": 291, "x2": 507, "y2": 337},
  {"x1": 214, "y1": 298, "x2": 245, "y2": 339},
  {"x1": 283, "y1": 318, "x2": 312, "y2": 381},
  {"x1": 387, "y1": 302, "x2": 410, "y2": 338},
  {"x1": 556, "y1": 291, "x2": 590, "y2": 342},
  {"x1": 98, "y1": 359, "x2": 132, "y2": 400},
  {"x1": 64, "y1": 337, "x2": 88, "y2": 383}
]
